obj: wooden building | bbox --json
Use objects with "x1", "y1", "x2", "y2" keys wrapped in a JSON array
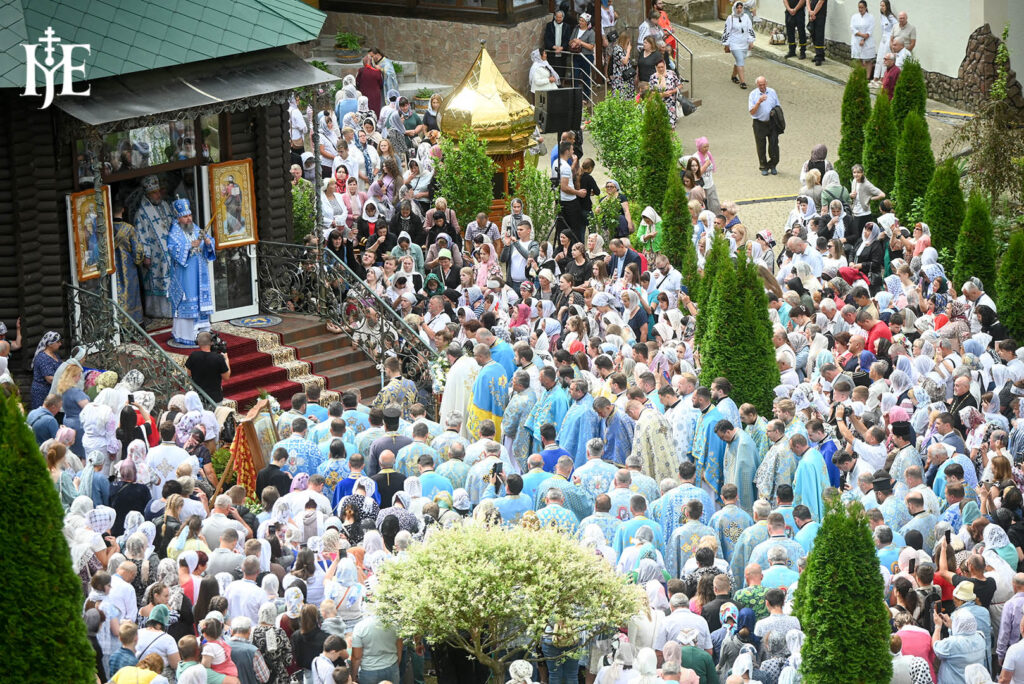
[{"x1": 0, "y1": 0, "x2": 333, "y2": 374}]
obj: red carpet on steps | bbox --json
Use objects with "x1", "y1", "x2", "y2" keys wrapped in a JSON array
[{"x1": 151, "y1": 329, "x2": 302, "y2": 410}]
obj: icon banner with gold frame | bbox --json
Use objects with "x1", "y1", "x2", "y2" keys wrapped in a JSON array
[
  {"x1": 69, "y1": 186, "x2": 115, "y2": 282},
  {"x1": 209, "y1": 158, "x2": 258, "y2": 250}
]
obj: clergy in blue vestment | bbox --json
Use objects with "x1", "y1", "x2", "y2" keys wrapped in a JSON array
[
  {"x1": 729, "y1": 506, "x2": 771, "y2": 588},
  {"x1": 748, "y1": 513, "x2": 807, "y2": 574},
  {"x1": 709, "y1": 484, "x2": 754, "y2": 563},
  {"x1": 666, "y1": 500, "x2": 716, "y2": 578},
  {"x1": 502, "y1": 372, "x2": 537, "y2": 472},
  {"x1": 659, "y1": 463, "x2": 715, "y2": 543},
  {"x1": 873, "y1": 471, "x2": 912, "y2": 531},
  {"x1": 467, "y1": 344, "x2": 509, "y2": 442},
  {"x1": 573, "y1": 438, "x2": 618, "y2": 504},
  {"x1": 372, "y1": 357, "x2": 419, "y2": 421},
  {"x1": 523, "y1": 368, "x2": 570, "y2": 454},
  {"x1": 715, "y1": 420, "x2": 758, "y2": 515},
  {"x1": 166, "y1": 198, "x2": 215, "y2": 345},
  {"x1": 899, "y1": 492, "x2": 939, "y2": 551},
  {"x1": 711, "y1": 378, "x2": 741, "y2": 427},
  {"x1": 806, "y1": 420, "x2": 842, "y2": 489},
  {"x1": 792, "y1": 505, "x2": 820, "y2": 553},
  {"x1": 888, "y1": 423, "x2": 922, "y2": 488},
  {"x1": 135, "y1": 174, "x2": 174, "y2": 318},
  {"x1": 689, "y1": 388, "x2": 726, "y2": 498},
  {"x1": 480, "y1": 329, "x2": 517, "y2": 378},
  {"x1": 612, "y1": 494, "x2": 665, "y2": 556},
  {"x1": 594, "y1": 397, "x2": 635, "y2": 465},
  {"x1": 560, "y1": 380, "x2": 602, "y2": 468},
  {"x1": 790, "y1": 435, "x2": 830, "y2": 522},
  {"x1": 112, "y1": 208, "x2": 145, "y2": 324}
]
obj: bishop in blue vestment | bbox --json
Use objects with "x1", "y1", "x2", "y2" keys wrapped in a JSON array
[{"x1": 166, "y1": 198, "x2": 215, "y2": 345}]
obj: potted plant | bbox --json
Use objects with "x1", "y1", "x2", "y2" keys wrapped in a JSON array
[
  {"x1": 413, "y1": 88, "x2": 434, "y2": 114},
  {"x1": 335, "y1": 31, "x2": 362, "y2": 62}
]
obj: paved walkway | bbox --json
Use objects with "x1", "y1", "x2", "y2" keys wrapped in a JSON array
[{"x1": 544, "y1": 24, "x2": 966, "y2": 240}]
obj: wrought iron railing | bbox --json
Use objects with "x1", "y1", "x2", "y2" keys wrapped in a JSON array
[
  {"x1": 255, "y1": 241, "x2": 439, "y2": 399},
  {"x1": 63, "y1": 283, "x2": 217, "y2": 409}
]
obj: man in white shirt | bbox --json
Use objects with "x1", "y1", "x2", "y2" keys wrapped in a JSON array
[
  {"x1": 892, "y1": 36, "x2": 912, "y2": 68},
  {"x1": 201, "y1": 494, "x2": 251, "y2": 546},
  {"x1": 651, "y1": 255, "x2": 682, "y2": 307},
  {"x1": 281, "y1": 473, "x2": 333, "y2": 515},
  {"x1": 554, "y1": 141, "x2": 587, "y2": 241},
  {"x1": 748, "y1": 76, "x2": 781, "y2": 175},
  {"x1": 653, "y1": 592, "x2": 713, "y2": 655},
  {"x1": 961, "y1": 280, "x2": 997, "y2": 333},
  {"x1": 420, "y1": 295, "x2": 451, "y2": 350},
  {"x1": 500, "y1": 221, "x2": 539, "y2": 291},
  {"x1": 225, "y1": 556, "x2": 267, "y2": 624},
  {"x1": 110, "y1": 561, "x2": 139, "y2": 624},
  {"x1": 146, "y1": 422, "x2": 198, "y2": 500}
]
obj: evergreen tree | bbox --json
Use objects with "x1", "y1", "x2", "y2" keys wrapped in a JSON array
[
  {"x1": 891, "y1": 58, "x2": 927, "y2": 133},
  {"x1": 862, "y1": 92, "x2": 898, "y2": 206},
  {"x1": 893, "y1": 111, "x2": 935, "y2": 224},
  {"x1": 694, "y1": 234, "x2": 730, "y2": 358},
  {"x1": 953, "y1": 191, "x2": 997, "y2": 291},
  {"x1": 635, "y1": 92, "x2": 677, "y2": 215},
  {"x1": 660, "y1": 172, "x2": 698, "y2": 290},
  {"x1": 732, "y1": 255, "x2": 781, "y2": 414},
  {"x1": 0, "y1": 391, "x2": 96, "y2": 682},
  {"x1": 698, "y1": 250, "x2": 741, "y2": 388},
  {"x1": 793, "y1": 498, "x2": 892, "y2": 683},
  {"x1": 997, "y1": 231, "x2": 1024, "y2": 342},
  {"x1": 922, "y1": 159, "x2": 966, "y2": 270},
  {"x1": 835, "y1": 65, "x2": 872, "y2": 186}
]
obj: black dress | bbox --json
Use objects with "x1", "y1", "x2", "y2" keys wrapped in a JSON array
[{"x1": 637, "y1": 50, "x2": 662, "y2": 84}]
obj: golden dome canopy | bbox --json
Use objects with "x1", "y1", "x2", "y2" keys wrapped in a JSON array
[{"x1": 439, "y1": 44, "x2": 535, "y2": 155}]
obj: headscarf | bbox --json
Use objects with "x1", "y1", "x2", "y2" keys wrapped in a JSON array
[
  {"x1": 529, "y1": 49, "x2": 560, "y2": 91},
  {"x1": 952, "y1": 610, "x2": 978, "y2": 636},
  {"x1": 785, "y1": 629, "x2": 805, "y2": 669},
  {"x1": 634, "y1": 648, "x2": 660, "y2": 683},
  {"x1": 356, "y1": 475, "x2": 378, "y2": 514},
  {"x1": 79, "y1": 451, "x2": 106, "y2": 501},
  {"x1": 821, "y1": 169, "x2": 841, "y2": 190},
  {"x1": 508, "y1": 660, "x2": 535, "y2": 684},
  {"x1": 34, "y1": 330, "x2": 61, "y2": 360},
  {"x1": 284, "y1": 586, "x2": 304, "y2": 619},
  {"x1": 732, "y1": 652, "x2": 756, "y2": 679},
  {"x1": 720, "y1": 602, "x2": 739, "y2": 636},
  {"x1": 87, "y1": 505, "x2": 116, "y2": 533}
]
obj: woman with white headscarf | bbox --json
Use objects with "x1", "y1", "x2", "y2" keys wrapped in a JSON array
[
  {"x1": 81, "y1": 393, "x2": 120, "y2": 474},
  {"x1": 932, "y1": 610, "x2": 986, "y2": 682},
  {"x1": 529, "y1": 49, "x2": 560, "y2": 94},
  {"x1": 253, "y1": 601, "x2": 293, "y2": 684},
  {"x1": 316, "y1": 110, "x2": 339, "y2": 179},
  {"x1": 175, "y1": 391, "x2": 219, "y2": 445},
  {"x1": 777, "y1": 629, "x2": 805, "y2": 684}
]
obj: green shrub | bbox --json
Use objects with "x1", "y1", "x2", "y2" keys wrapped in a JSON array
[
  {"x1": 893, "y1": 111, "x2": 935, "y2": 224},
  {"x1": 953, "y1": 191, "x2": 997, "y2": 291},
  {"x1": 290, "y1": 181, "x2": 316, "y2": 244},
  {"x1": 835, "y1": 66, "x2": 872, "y2": 186},
  {"x1": 588, "y1": 94, "x2": 646, "y2": 200},
  {"x1": 436, "y1": 126, "x2": 497, "y2": 231},
  {"x1": 997, "y1": 230, "x2": 1024, "y2": 341},
  {"x1": 922, "y1": 159, "x2": 965, "y2": 271},
  {"x1": 0, "y1": 391, "x2": 97, "y2": 682},
  {"x1": 862, "y1": 92, "x2": 898, "y2": 208},
  {"x1": 694, "y1": 234, "x2": 730, "y2": 354},
  {"x1": 891, "y1": 58, "x2": 927, "y2": 133},
  {"x1": 733, "y1": 254, "x2": 781, "y2": 414},
  {"x1": 793, "y1": 499, "x2": 892, "y2": 683}
]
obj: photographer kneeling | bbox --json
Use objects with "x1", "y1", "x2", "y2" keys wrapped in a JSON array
[{"x1": 185, "y1": 331, "x2": 230, "y2": 403}]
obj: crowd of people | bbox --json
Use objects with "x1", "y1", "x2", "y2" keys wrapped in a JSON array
[{"x1": 5, "y1": 3, "x2": 1020, "y2": 684}]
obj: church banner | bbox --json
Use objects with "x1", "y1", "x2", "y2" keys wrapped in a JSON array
[{"x1": 69, "y1": 185, "x2": 115, "y2": 282}]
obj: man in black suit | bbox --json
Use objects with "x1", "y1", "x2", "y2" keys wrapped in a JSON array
[
  {"x1": 543, "y1": 10, "x2": 572, "y2": 78},
  {"x1": 255, "y1": 447, "x2": 293, "y2": 500},
  {"x1": 607, "y1": 237, "x2": 641, "y2": 279}
]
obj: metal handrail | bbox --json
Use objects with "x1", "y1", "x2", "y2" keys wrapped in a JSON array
[
  {"x1": 571, "y1": 52, "x2": 609, "y2": 108},
  {"x1": 63, "y1": 283, "x2": 218, "y2": 409},
  {"x1": 254, "y1": 240, "x2": 439, "y2": 390}
]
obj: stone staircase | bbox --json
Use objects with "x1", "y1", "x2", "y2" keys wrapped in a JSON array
[{"x1": 309, "y1": 37, "x2": 453, "y2": 102}]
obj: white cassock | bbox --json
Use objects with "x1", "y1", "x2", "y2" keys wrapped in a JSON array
[{"x1": 439, "y1": 356, "x2": 481, "y2": 440}]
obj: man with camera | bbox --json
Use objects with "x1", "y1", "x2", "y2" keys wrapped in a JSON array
[{"x1": 185, "y1": 331, "x2": 230, "y2": 403}]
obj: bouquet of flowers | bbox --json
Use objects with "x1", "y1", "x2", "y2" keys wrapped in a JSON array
[{"x1": 429, "y1": 355, "x2": 450, "y2": 394}]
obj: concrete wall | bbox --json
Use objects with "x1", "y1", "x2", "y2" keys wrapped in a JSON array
[{"x1": 755, "y1": 0, "x2": 970, "y2": 79}]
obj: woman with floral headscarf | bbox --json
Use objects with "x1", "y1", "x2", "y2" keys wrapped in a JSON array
[{"x1": 30, "y1": 330, "x2": 62, "y2": 409}]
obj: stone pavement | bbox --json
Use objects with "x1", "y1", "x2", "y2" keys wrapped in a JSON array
[{"x1": 542, "y1": 24, "x2": 967, "y2": 242}]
